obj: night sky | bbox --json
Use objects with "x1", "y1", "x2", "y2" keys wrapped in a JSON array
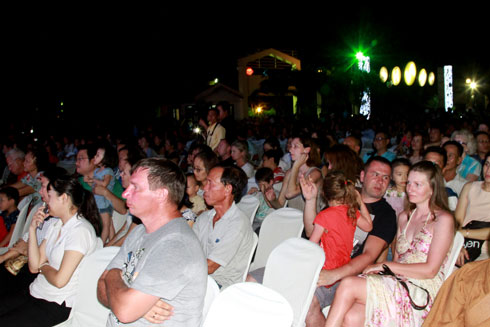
[{"x1": 2, "y1": 4, "x2": 488, "y2": 129}]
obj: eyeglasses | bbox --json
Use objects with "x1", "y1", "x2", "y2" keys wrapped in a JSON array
[
  {"x1": 76, "y1": 157, "x2": 89, "y2": 162},
  {"x1": 374, "y1": 137, "x2": 386, "y2": 141}
]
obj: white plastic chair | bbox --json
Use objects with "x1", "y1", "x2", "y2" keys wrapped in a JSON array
[
  {"x1": 21, "y1": 202, "x2": 43, "y2": 236},
  {"x1": 250, "y1": 208, "x2": 304, "y2": 271},
  {"x1": 443, "y1": 231, "x2": 465, "y2": 280},
  {"x1": 0, "y1": 197, "x2": 32, "y2": 255},
  {"x1": 237, "y1": 195, "x2": 260, "y2": 225},
  {"x1": 202, "y1": 282, "x2": 294, "y2": 327},
  {"x1": 53, "y1": 246, "x2": 120, "y2": 327},
  {"x1": 112, "y1": 210, "x2": 129, "y2": 235},
  {"x1": 263, "y1": 238, "x2": 325, "y2": 327},
  {"x1": 242, "y1": 232, "x2": 259, "y2": 282},
  {"x1": 203, "y1": 276, "x2": 220, "y2": 320}
]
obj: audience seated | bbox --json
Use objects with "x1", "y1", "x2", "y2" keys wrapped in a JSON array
[
  {"x1": 451, "y1": 129, "x2": 482, "y2": 182},
  {"x1": 455, "y1": 152, "x2": 490, "y2": 266},
  {"x1": 0, "y1": 175, "x2": 101, "y2": 327},
  {"x1": 324, "y1": 161, "x2": 454, "y2": 327},
  {"x1": 193, "y1": 165, "x2": 255, "y2": 289}
]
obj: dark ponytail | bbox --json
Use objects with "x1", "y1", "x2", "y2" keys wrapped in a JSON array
[{"x1": 49, "y1": 176, "x2": 102, "y2": 236}]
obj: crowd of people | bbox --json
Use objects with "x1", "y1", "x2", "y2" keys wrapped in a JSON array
[{"x1": 0, "y1": 102, "x2": 489, "y2": 326}]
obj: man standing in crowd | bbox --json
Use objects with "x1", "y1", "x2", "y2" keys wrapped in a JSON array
[
  {"x1": 217, "y1": 101, "x2": 235, "y2": 142},
  {"x1": 98, "y1": 158, "x2": 207, "y2": 326},
  {"x1": 199, "y1": 108, "x2": 226, "y2": 152}
]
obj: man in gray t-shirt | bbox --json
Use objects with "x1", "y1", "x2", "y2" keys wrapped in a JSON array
[{"x1": 97, "y1": 159, "x2": 207, "y2": 326}]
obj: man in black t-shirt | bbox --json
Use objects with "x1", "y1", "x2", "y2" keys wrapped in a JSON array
[{"x1": 306, "y1": 156, "x2": 397, "y2": 327}]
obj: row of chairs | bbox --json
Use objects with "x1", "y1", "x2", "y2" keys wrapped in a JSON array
[
  {"x1": 49, "y1": 207, "x2": 307, "y2": 326},
  {"x1": 51, "y1": 237, "x2": 321, "y2": 327}
]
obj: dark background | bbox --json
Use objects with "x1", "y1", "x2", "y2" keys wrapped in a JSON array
[{"x1": 1, "y1": 4, "x2": 488, "y2": 134}]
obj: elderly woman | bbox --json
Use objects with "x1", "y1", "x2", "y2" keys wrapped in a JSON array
[
  {"x1": 10, "y1": 147, "x2": 50, "y2": 206},
  {"x1": 324, "y1": 161, "x2": 454, "y2": 327},
  {"x1": 451, "y1": 129, "x2": 482, "y2": 182},
  {"x1": 0, "y1": 176, "x2": 101, "y2": 326}
]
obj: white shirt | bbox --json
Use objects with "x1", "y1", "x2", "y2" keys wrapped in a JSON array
[{"x1": 29, "y1": 214, "x2": 98, "y2": 307}]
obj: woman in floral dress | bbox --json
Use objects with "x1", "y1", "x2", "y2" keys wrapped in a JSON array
[{"x1": 325, "y1": 160, "x2": 455, "y2": 327}]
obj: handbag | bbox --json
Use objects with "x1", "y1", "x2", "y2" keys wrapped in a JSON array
[
  {"x1": 378, "y1": 264, "x2": 430, "y2": 310},
  {"x1": 463, "y1": 220, "x2": 490, "y2": 263},
  {"x1": 4, "y1": 255, "x2": 28, "y2": 276}
]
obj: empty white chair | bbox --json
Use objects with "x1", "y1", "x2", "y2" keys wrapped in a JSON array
[
  {"x1": 203, "y1": 276, "x2": 220, "y2": 320},
  {"x1": 443, "y1": 231, "x2": 465, "y2": 280},
  {"x1": 203, "y1": 282, "x2": 293, "y2": 327},
  {"x1": 53, "y1": 246, "x2": 120, "y2": 327},
  {"x1": 237, "y1": 194, "x2": 260, "y2": 225},
  {"x1": 263, "y1": 237, "x2": 325, "y2": 327},
  {"x1": 242, "y1": 232, "x2": 259, "y2": 282},
  {"x1": 250, "y1": 208, "x2": 304, "y2": 271}
]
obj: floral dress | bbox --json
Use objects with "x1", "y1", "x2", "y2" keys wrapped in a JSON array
[{"x1": 365, "y1": 210, "x2": 447, "y2": 327}]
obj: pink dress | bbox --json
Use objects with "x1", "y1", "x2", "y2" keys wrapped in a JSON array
[{"x1": 365, "y1": 210, "x2": 447, "y2": 327}]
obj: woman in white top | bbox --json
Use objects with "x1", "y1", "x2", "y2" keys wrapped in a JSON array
[
  {"x1": 0, "y1": 175, "x2": 101, "y2": 326},
  {"x1": 231, "y1": 140, "x2": 255, "y2": 179}
]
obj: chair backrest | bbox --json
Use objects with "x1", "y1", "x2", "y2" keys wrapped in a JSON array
[
  {"x1": 242, "y1": 232, "x2": 259, "y2": 282},
  {"x1": 67, "y1": 246, "x2": 120, "y2": 327},
  {"x1": 443, "y1": 231, "x2": 464, "y2": 280},
  {"x1": 112, "y1": 210, "x2": 129, "y2": 235},
  {"x1": 203, "y1": 276, "x2": 220, "y2": 320},
  {"x1": 250, "y1": 208, "x2": 304, "y2": 271},
  {"x1": 237, "y1": 195, "x2": 260, "y2": 225},
  {"x1": 6, "y1": 197, "x2": 32, "y2": 248},
  {"x1": 263, "y1": 237, "x2": 325, "y2": 327},
  {"x1": 21, "y1": 202, "x2": 42, "y2": 237},
  {"x1": 203, "y1": 282, "x2": 293, "y2": 327}
]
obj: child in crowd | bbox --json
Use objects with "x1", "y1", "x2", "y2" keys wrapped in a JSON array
[
  {"x1": 180, "y1": 193, "x2": 197, "y2": 228},
  {"x1": 261, "y1": 149, "x2": 285, "y2": 184},
  {"x1": 309, "y1": 171, "x2": 372, "y2": 280},
  {"x1": 383, "y1": 158, "x2": 411, "y2": 217},
  {"x1": 249, "y1": 167, "x2": 276, "y2": 232},
  {"x1": 91, "y1": 143, "x2": 118, "y2": 244},
  {"x1": 0, "y1": 187, "x2": 20, "y2": 247},
  {"x1": 186, "y1": 173, "x2": 206, "y2": 216}
]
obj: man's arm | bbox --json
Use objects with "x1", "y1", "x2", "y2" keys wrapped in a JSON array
[
  {"x1": 97, "y1": 268, "x2": 160, "y2": 324},
  {"x1": 207, "y1": 259, "x2": 221, "y2": 274},
  {"x1": 93, "y1": 184, "x2": 127, "y2": 215},
  {"x1": 317, "y1": 235, "x2": 387, "y2": 286}
]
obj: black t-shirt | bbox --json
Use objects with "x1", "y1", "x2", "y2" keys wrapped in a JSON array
[{"x1": 352, "y1": 198, "x2": 397, "y2": 258}]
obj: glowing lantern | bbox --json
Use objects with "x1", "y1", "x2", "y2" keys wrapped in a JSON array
[
  {"x1": 379, "y1": 67, "x2": 388, "y2": 83},
  {"x1": 392, "y1": 66, "x2": 401, "y2": 86},
  {"x1": 404, "y1": 61, "x2": 417, "y2": 86},
  {"x1": 418, "y1": 68, "x2": 427, "y2": 87}
]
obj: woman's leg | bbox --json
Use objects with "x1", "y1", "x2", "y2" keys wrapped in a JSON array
[
  {"x1": 343, "y1": 303, "x2": 365, "y2": 327},
  {"x1": 325, "y1": 276, "x2": 366, "y2": 327}
]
